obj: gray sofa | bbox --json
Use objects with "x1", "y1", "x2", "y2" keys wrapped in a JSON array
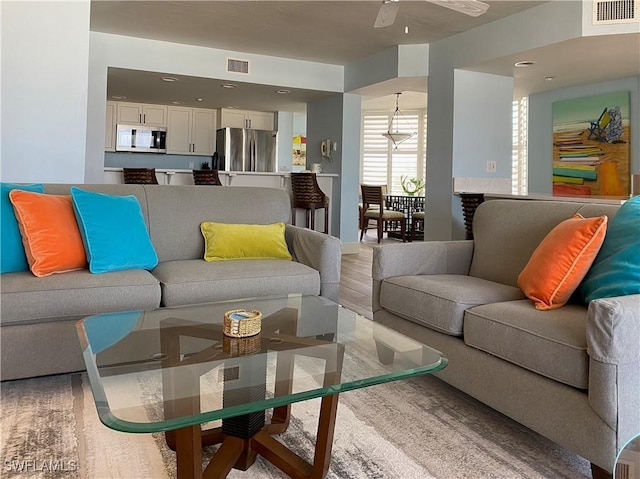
[
  {"x1": 372, "y1": 199, "x2": 639, "y2": 477},
  {"x1": 1, "y1": 184, "x2": 342, "y2": 381}
]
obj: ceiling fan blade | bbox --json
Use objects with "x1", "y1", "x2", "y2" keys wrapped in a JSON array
[
  {"x1": 374, "y1": 0, "x2": 401, "y2": 28},
  {"x1": 427, "y1": 0, "x2": 489, "y2": 17}
]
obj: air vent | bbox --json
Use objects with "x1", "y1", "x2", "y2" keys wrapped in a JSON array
[
  {"x1": 593, "y1": 0, "x2": 638, "y2": 24},
  {"x1": 226, "y1": 58, "x2": 250, "y2": 75}
]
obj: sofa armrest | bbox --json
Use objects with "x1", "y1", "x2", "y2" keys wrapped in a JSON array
[
  {"x1": 372, "y1": 240, "x2": 474, "y2": 281},
  {"x1": 587, "y1": 295, "x2": 640, "y2": 364},
  {"x1": 285, "y1": 225, "x2": 342, "y2": 303},
  {"x1": 372, "y1": 240, "x2": 474, "y2": 313},
  {"x1": 586, "y1": 294, "x2": 640, "y2": 449}
]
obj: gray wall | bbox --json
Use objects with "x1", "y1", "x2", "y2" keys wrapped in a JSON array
[{"x1": 307, "y1": 94, "x2": 351, "y2": 238}]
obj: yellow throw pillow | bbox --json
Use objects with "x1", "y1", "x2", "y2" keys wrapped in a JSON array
[
  {"x1": 517, "y1": 214, "x2": 607, "y2": 310},
  {"x1": 201, "y1": 222, "x2": 292, "y2": 261}
]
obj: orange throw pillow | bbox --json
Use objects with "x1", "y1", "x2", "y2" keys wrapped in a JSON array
[
  {"x1": 9, "y1": 190, "x2": 87, "y2": 277},
  {"x1": 517, "y1": 214, "x2": 607, "y2": 310}
]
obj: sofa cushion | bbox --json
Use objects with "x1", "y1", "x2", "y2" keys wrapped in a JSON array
[
  {"x1": 379, "y1": 274, "x2": 525, "y2": 336},
  {"x1": 463, "y1": 300, "x2": 589, "y2": 389},
  {"x1": 580, "y1": 195, "x2": 640, "y2": 302},
  {"x1": 517, "y1": 214, "x2": 607, "y2": 310},
  {"x1": 70, "y1": 187, "x2": 158, "y2": 273},
  {"x1": 201, "y1": 221, "x2": 292, "y2": 261},
  {"x1": 0, "y1": 269, "x2": 161, "y2": 325},
  {"x1": 9, "y1": 190, "x2": 87, "y2": 277},
  {"x1": 142, "y1": 186, "x2": 292, "y2": 263},
  {"x1": 468, "y1": 200, "x2": 619, "y2": 288},
  {"x1": 153, "y1": 259, "x2": 321, "y2": 307},
  {"x1": 1, "y1": 182, "x2": 44, "y2": 273}
]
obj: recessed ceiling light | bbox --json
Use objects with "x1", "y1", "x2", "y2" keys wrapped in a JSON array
[
  {"x1": 196, "y1": 98, "x2": 203, "y2": 102},
  {"x1": 226, "y1": 106, "x2": 239, "y2": 109},
  {"x1": 221, "y1": 83, "x2": 238, "y2": 89},
  {"x1": 111, "y1": 95, "x2": 127, "y2": 100},
  {"x1": 171, "y1": 101, "x2": 184, "y2": 105},
  {"x1": 514, "y1": 61, "x2": 536, "y2": 68},
  {"x1": 544, "y1": 76, "x2": 555, "y2": 81},
  {"x1": 161, "y1": 76, "x2": 179, "y2": 82},
  {"x1": 276, "y1": 89, "x2": 290, "y2": 95}
]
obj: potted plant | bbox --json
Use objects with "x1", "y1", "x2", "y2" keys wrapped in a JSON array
[{"x1": 400, "y1": 176, "x2": 425, "y2": 196}]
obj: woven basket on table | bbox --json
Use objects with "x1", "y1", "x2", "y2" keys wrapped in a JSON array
[
  {"x1": 223, "y1": 309, "x2": 262, "y2": 338},
  {"x1": 223, "y1": 334, "x2": 262, "y2": 356}
]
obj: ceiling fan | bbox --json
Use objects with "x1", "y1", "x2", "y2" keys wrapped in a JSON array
[{"x1": 374, "y1": 0, "x2": 490, "y2": 28}]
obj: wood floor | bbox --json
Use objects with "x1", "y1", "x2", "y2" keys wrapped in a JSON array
[{"x1": 338, "y1": 233, "x2": 400, "y2": 320}]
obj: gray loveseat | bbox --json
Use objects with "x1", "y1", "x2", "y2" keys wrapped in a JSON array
[
  {"x1": 1, "y1": 184, "x2": 342, "y2": 381},
  {"x1": 372, "y1": 199, "x2": 639, "y2": 477}
]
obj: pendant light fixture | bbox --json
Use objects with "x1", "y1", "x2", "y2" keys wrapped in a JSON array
[{"x1": 382, "y1": 92, "x2": 416, "y2": 150}]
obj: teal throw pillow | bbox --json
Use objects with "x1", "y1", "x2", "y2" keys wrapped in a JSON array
[
  {"x1": 82, "y1": 311, "x2": 142, "y2": 353},
  {"x1": 1, "y1": 182, "x2": 44, "y2": 273},
  {"x1": 580, "y1": 196, "x2": 640, "y2": 302},
  {"x1": 70, "y1": 187, "x2": 158, "y2": 274}
]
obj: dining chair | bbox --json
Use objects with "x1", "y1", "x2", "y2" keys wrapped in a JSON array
[
  {"x1": 359, "y1": 184, "x2": 406, "y2": 243},
  {"x1": 411, "y1": 211, "x2": 425, "y2": 241},
  {"x1": 123, "y1": 168, "x2": 159, "y2": 185},
  {"x1": 290, "y1": 172, "x2": 330, "y2": 233},
  {"x1": 192, "y1": 169, "x2": 223, "y2": 186}
]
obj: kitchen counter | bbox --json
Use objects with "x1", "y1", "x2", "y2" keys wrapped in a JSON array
[
  {"x1": 104, "y1": 167, "x2": 337, "y2": 187},
  {"x1": 104, "y1": 168, "x2": 338, "y2": 234},
  {"x1": 479, "y1": 192, "x2": 628, "y2": 205}
]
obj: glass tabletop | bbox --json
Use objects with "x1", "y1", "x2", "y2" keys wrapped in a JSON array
[{"x1": 77, "y1": 294, "x2": 447, "y2": 434}]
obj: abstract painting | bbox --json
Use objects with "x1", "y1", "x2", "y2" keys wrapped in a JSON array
[{"x1": 552, "y1": 91, "x2": 630, "y2": 197}]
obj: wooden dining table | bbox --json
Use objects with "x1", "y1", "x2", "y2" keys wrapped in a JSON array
[{"x1": 383, "y1": 194, "x2": 425, "y2": 240}]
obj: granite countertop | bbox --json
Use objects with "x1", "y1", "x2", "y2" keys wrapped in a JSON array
[
  {"x1": 478, "y1": 192, "x2": 628, "y2": 205},
  {"x1": 104, "y1": 167, "x2": 338, "y2": 177}
]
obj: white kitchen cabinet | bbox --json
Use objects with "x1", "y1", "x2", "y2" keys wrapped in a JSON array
[
  {"x1": 116, "y1": 102, "x2": 167, "y2": 127},
  {"x1": 105, "y1": 101, "x2": 116, "y2": 151},
  {"x1": 218, "y1": 108, "x2": 274, "y2": 130},
  {"x1": 166, "y1": 107, "x2": 216, "y2": 155}
]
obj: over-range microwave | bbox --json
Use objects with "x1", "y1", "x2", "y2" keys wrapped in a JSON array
[{"x1": 116, "y1": 124, "x2": 167, "y2": 153}]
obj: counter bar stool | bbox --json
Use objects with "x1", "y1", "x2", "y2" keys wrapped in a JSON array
[
  {"x1": 123, "y1": 168, "x2": 159, "y2": 185},
  {"x1": 290, "y1": 172, "x2": 330, "y2": 234},
  {"x1": 193, "y1": 169, "x2": 223, "y2": 186}
]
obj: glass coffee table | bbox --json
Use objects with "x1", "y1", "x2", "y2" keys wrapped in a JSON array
[{"x1": 77, "y1": 294, "x2": 447, "y2": 479}]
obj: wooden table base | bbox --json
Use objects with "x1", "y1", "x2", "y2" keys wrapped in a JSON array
[
  {"x1": 166, "y1": 394, "x2": 340, "y2": 479},
  {"x1": 160, "y1": 309, "x2": 344, "y2": 479}
]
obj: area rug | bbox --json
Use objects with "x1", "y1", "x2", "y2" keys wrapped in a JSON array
[{"x1": 2, "y1": 365, "x2": 592, "y2": 479}]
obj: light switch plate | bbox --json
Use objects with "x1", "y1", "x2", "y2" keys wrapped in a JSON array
[{"x1": 486, "y1": 161, "x2": 497, "y2": 173}]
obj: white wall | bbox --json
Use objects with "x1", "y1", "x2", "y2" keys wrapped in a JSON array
[
  {"x1": 1, "y1": 1, "x2": 90, "y2": 183},
  {"x1": 451, "y1": 70, "x2": 514, "y2": 237},
  {"x1": 276, "y1": 111, "x2": 294, "y2": 171},
  {"x1": 424, "y1": 0, "x2": 585, "y2": 240},
  {"x1": 86, "y1": 32, "x2": 345, "y2": 183},
  {"x1": 2, "y1": 1, "x2": 635, "y2": 244}
]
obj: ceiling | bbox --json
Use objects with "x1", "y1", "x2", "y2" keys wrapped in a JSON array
[{"x1": 92, "y1": 1, "x2": 639, "y2": 112}]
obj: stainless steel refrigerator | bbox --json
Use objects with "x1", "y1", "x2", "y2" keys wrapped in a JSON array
[{"x1": 214, "y1": 128, "x2": 278, "y2": 172}]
